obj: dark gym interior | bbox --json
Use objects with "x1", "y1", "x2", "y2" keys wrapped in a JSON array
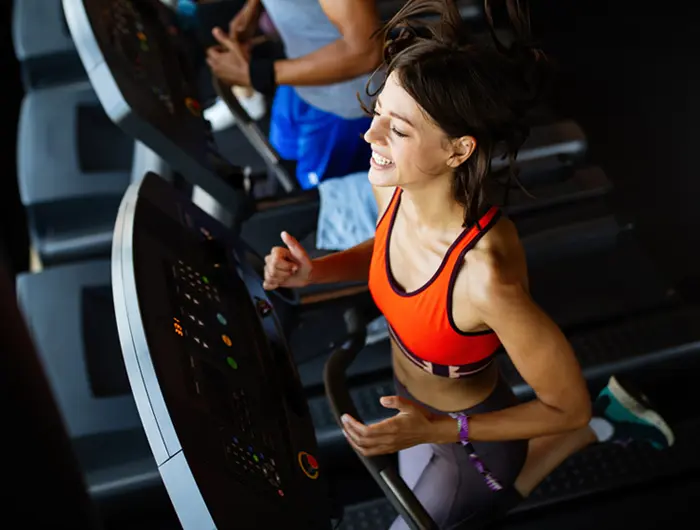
[{"x1": 3, "y1": 1, "x2": 699, "y2": 529}]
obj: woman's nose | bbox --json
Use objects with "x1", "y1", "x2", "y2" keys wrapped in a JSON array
[{"x1": 364, "y1": 117, "x2": 387, "y2": 146}]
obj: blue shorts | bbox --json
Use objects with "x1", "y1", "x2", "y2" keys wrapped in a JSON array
[{"x1": 269, "y1": 86, "x2": 372, "y2": 190}]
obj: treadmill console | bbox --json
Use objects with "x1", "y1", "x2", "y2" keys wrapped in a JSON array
[
  {"x1": 112, "y1": 172, "x2": 331, "y2": 529},
  {"x1": 63, "y1": 0, "x2": 244, "y2": 208}
]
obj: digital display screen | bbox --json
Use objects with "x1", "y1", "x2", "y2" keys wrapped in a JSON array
[{"x1": 93, "y1": 0, "x2": 203, "y2": 122}]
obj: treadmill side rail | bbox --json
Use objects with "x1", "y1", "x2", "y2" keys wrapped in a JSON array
[{"x1": 323, "y1": 309, "x2": 439, "y2": 530}]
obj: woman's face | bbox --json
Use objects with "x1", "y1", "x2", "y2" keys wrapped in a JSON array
[{"x1": 364, "y1": 71, "x2": 468, "y2": 189}]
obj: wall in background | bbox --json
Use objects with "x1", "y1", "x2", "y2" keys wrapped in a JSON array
[{"x1": 532, "y1": 1, "x2": 700, "y2": 299}]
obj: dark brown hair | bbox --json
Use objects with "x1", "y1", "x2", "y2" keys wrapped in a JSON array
[{"x1": 365, "y1": 0, "x2": 551, "y2": 226}]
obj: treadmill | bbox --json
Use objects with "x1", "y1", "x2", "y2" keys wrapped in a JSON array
[{"x1": 111, "y1": 170, "x2": 435, "y2": 529}]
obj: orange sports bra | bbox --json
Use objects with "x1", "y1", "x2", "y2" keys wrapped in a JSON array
[{"x1": 368, "y1": 188, "x2": 503, "y2": 378}]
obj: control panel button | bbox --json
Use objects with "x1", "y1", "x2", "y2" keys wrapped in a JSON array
[
  {"x1": 222, "y1": 334, "x2": 232, "y2": 347},
  {"x1": 298, "y1": 451, "x2": 319, "y2": 480},
  {"x1": 226, "y1": 357, "x2": 238, "y2": 370},
  {"x1": 217, "y1": 313, "x2": 227, "y2": 325},
  {"x1": 185, "y1": 97, "x2": 201, "y2": 117}
]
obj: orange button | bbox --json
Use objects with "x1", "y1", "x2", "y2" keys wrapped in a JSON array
[{"x1": 222, "y1": 334, "x2": 232, "y2": 347}]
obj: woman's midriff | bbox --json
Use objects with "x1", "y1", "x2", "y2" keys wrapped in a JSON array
[{"x1": 392, "y1": 338, "x2": 500, "y2": 413}]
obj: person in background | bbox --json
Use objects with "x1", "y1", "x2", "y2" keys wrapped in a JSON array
[{"x1": 201, "y1": 0, "x2": 383, "y2": 190}]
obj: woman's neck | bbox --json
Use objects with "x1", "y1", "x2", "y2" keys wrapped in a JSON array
[{"x1": 400, "y1": 176, "x2": 463, "y2": 231}]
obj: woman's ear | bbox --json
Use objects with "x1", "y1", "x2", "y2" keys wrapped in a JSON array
[{"x1": 448, "y1": 135, "x2": 476, "y2": 167}]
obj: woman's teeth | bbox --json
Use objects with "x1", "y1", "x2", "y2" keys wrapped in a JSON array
[{"x1": 372, "y1": 152, "x2": 393, "y2": 166}]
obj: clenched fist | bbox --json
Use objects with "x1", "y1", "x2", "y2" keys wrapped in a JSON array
[{"x1": 262, "y1": 232, "x2": 313, "y2": 290}]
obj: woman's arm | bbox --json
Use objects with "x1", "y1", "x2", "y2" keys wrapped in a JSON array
[
  {"x1": 432, "y1": 249, "x2": 592, "y2": 443},
  {"x1": 273, "y1": 0, "x2": 383, "y2": 86},
  {"x1": 307, "y1": 184, "x2": 394, "y2": 285},
  {"x1": 309, "y1": 238, "x2": 375, "y2": 284}
]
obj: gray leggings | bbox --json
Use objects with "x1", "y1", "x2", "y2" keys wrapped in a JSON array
[{"x1": 390, "y1": 374, "x2": 527, "y2": 529}]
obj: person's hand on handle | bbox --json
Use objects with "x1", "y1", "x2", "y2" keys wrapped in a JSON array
[{"x1": 263, "y1": 232, "x2": 313, "y2": 290}]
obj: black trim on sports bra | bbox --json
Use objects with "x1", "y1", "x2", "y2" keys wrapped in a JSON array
[
  {"x1": 389, "y1": 325, "x2": 497, "y2": 379},
  {"x1": 446, "y1": 208, "x2": 503, "y2": 336},
  {"x1": 385, "y1": 191, "x2": 472, "y2": 298},
  {"x1": 375, "y1": 187, "x2": 401, "y2": 229}
]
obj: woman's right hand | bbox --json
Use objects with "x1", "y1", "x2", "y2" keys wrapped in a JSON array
[{"x1": 263, "y1": 232, "x2": 313, "y2": 290}]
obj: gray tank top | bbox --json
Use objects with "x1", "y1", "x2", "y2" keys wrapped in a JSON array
[{"x1": 261, "y1": 0, "x2": 376, "y2": 119}]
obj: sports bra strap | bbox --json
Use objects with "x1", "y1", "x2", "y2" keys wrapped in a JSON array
[{"x1": 376, "y1": 187, "x2": 401, "y2": 229}]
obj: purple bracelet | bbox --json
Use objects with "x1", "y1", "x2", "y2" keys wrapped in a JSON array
[
  {"x1": 451, "y1": 412, "x2": 503, "y2": 492},
  {"x1": 456, "y1": 412, "x2": 470, "y2": 443}
]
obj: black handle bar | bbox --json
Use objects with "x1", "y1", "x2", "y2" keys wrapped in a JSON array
[{"x1": 323, "y1": 308, "x2": 439, "y2": 530}]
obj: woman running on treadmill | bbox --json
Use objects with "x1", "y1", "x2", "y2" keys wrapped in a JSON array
[{"x1": 262, "y1": 0, "x2": 675, "y2": 527}]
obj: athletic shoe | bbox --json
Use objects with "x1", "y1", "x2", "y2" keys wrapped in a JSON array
[{"x1": 593, "y1": 375, "x2": 675, "y2": 450}]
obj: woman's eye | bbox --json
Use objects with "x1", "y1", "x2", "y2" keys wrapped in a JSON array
[{"x1": 371, "y1": 108, "x2": 408, "y2": 138}]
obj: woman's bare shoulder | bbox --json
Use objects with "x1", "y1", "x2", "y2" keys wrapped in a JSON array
[{"x1": 460, "y1": 216, "x2": 529, "y2": 305}]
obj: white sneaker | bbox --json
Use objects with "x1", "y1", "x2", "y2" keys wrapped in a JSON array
[
  {"x1": 232, "y1": 86, "x2": 267, "y2": 121},
  {"x1": 203, "y1": 97, "x2": 237, "y2": 131},
  {"x1": 203, "y1": 89, "x2": 267, "y2": 132}
]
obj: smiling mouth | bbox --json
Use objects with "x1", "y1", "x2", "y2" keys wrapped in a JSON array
[{"x1": 372, "y1": 151, "x2": 393, "y2": 166}]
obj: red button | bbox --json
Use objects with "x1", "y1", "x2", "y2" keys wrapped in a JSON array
[{"x1": 307, "y1": 454, "x2": 318, "y2": 469}]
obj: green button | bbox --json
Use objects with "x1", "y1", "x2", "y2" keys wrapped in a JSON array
[
  {"x1": 202, "y1": 276, "x2": 209, "y2": 284},
  {"x1": 253, "y1": 454, "x2": 259, "y2": 463},
  {"x1": 226, "y1": 357, "x2": 238, "y2": 370}
]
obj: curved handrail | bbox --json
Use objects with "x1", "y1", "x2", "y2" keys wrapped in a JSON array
[
  {"x1": 212, "y1": 76, "x2": 297, "y2": 193},
  {"x1": 323, "y1": 308, "x2": 439, "y2": 530}
]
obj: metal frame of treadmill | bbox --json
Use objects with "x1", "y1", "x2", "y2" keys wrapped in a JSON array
[{"x1": 111, "y1": 180, "x2": 216, "y2": 529}]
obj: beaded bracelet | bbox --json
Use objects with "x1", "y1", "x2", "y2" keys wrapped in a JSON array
[{"x1": 451, "y1": 412, "x2": 503, "y2": 492}]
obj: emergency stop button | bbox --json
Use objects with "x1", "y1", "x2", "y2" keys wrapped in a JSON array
[{"x1": 298, "y1": 451, "x2": 319, "y2": 480}]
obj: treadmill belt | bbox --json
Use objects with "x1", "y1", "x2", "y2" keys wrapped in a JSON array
[
  {"x1": 337, "y1": 497, "x2": 399, "y2": 530},
  {"x1": 517, "y1": 415, "x2": 700, "y2": 513},
  {"x1": 528, "y1": 230, "x2": 678, "y2": 330},
  {"x1": 81, "y1": 285, "x2": 130, "y2": 398},
  {"x1": 502, "y1": 305, "x2": 700, "y2": 399}
]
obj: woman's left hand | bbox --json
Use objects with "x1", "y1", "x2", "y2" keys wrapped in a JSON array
[{"x1": 341, "y1": 396, "x2": 438, "y2": 456}]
